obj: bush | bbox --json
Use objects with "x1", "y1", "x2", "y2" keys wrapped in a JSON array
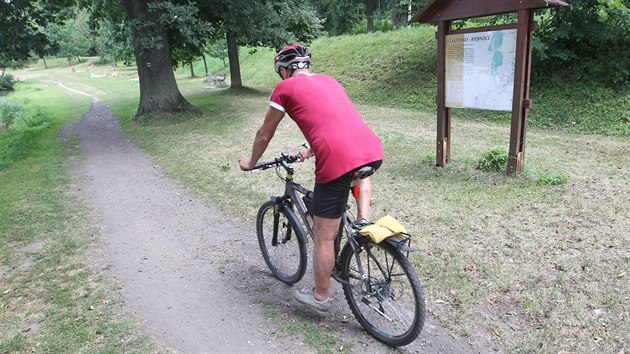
[
  {"x1": 0, "y1": 74, "x2": 16, "y2": 91},
  {"x1": 0, "y1": 109, "x2": 50, "y2": 170},
  {"x1": 535, "y1": 172, "x2": 570, "y2": 186},
  {"x1": 534, "y1": 0, "x2": 630, "y2": 86},
  {"x1": 476, "y1": 148, "x2": 509, "y2": 173},
  {"x1": 522, "y1": 170, "x2": 570, "y2": 186},
  {"x1": 0, "y1": 98, "x2": 24, "y2": 129},
  {"x1": 350, "y1": 18, "x2": 394, "y2": 35}
]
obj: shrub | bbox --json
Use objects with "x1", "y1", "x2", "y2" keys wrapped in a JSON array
[
  {"x1": 537, "y1": 173, "x2": 569, "y2": 186},
  {"x1": 0, "y1": 98, "x2": 24, "y2": 129},
  {"x1": 0, "y1": 74, "x2": 16, "y2": 91},
  {"x1": 0, "y1": 110, "x2": 50, "y2": 170},
  {"x1": 476, "y1": 148, "x2": 509, "y2": 173},
  {"x1": 526, "y1": 171, "x2": 570, "y2": 186}
]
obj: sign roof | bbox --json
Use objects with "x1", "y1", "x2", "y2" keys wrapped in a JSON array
[{"x1": 411, "y1": 0, "x2": 570, "y2": 24}]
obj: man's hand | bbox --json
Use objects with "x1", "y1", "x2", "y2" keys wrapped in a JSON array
[
  {"x1": 299, "y1": 146, "x2": 313, "y2": 161},
  {"x1": 239, "y1": 156, "x2": 254, "y2": 171}
]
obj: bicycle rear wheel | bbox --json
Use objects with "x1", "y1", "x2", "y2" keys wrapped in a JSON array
[
  {"x1": 256, "y1": 201, "x2": 307, "y2": 285},
  {"x1": 339, "y1": 239, "x2": 425, "y2": 346}
]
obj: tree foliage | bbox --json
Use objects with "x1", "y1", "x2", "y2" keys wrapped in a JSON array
[
  {"x1": 534, "y1": 0, "x2": 630, "y2": 86},
  {"x1": 47, "y1": 9, "x2": 94, "y2": 64},
  {"x1": 143, "y1": 1, "x2": 213, "y2": 70},
  {"x1": 0, "y1": 0, "x2": 69, "y2": 71},
  {"x1": 197, "y1": 0, "x2": 323, "y2": 49},
  {"x1": 94, "y1": 19, "x2": 134, "y2": 64},
  {"x1": 194, "y1": 0, "x2": 323, "y2": 87},
  {"x1": 311, "y1": 0, "x2": 363, "y2": 36}
]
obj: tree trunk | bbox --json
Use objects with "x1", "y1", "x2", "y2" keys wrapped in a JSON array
[
  {"x1": 226, "y1": 31, "x2": 242, "y2": 88},
  {"x1": 366, "y1": 0, "x2": 374, "y2": 33},
  {"x1": 202, "y1": 55, "x2": 208, "y2": 76},
  {"x1": 122, "y1": 0, "x2": 199, "y2": 118},
  {"x1": 392, "y1": 0, "x2": 403, "y2": 29},
  {"x1": 189, "y1": 60, "x2": 195, "y2": 77},
  {"x1": 43, "y1": 57, "x2": 48, "y2": 69}
]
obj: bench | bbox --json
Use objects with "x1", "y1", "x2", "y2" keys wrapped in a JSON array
[{"x1": 213, "y1": 74, "x2": 226, "y2": 86}]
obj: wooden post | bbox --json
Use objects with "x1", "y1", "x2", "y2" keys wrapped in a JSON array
[
  {"x1": 413, "y1": 1, "x2": 569, "y2": 175},
  {"x1": 435, "y1": 21, "x2": 452, "y2": 166},
  {"x1": 507, "y1": 9, "x2": 534, "y2": 174}
]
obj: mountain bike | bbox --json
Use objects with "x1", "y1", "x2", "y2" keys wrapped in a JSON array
[{"x1": 248, "y1": 151, "x2": 425, "y2": 346}]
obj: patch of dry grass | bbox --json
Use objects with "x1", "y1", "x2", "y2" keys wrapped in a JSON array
[
  {"x1": 11, "y1": 49, "x2": 627, "y2": 352},
  {"x1": 119, "y1": 91, "x2": 629, "y2": 353}
]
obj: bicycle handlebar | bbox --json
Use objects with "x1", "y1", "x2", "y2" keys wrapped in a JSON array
[
  {"x1": 248, "y1": 148, "x2": 375, "y2": 180},
  {"x1": 249, "y1": 152, "x2": 302, "y2": 172}
]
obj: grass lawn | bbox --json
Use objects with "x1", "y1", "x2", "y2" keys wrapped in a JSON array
[
  {"x1": 3, "y1": 49, "x2": 629, "y2": 352},
  {"x1": 0, "y1": 74, "x2": 161, "y2": 353},
  {"x1": 115, "y1": 89, "x2": 628, "y2": 353}
]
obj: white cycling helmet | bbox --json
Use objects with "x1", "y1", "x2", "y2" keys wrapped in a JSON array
[{"x1": 274, "y1": 44, "x2": 312, "y2": 78}]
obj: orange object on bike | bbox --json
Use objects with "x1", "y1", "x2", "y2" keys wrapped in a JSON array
[{"x1": 351, "y1": 185, "x2": 360, "y2": 198}]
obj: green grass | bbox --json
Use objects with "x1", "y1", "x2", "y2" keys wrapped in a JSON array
[
  {"x1": 113, "y1": 90, "x2": 628, "y2": 352},
  {"x1": 0, "y1": 80, "x2": 158, "y2": 353},
  {"x1": 237, "y1": 26, "x2": 629, "y2": 136}
]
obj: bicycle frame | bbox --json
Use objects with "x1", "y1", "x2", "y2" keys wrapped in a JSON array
[
  {"x1": 252, "y1": 152, "x2": 425, "y2": 346},
  {"x1": 255, "y1": 152, "x2": 415, "y2": 281},
  {"x1": 260, "y1": 157, "x2": 372, "y2": 289}
]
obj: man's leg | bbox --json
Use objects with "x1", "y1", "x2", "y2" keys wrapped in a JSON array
[
  {"x1": 354, "y1": 177, "x2": 372, "y2": 221},
  {"x1": 312, "y1": 216, "x2": 341, "y2": 301}
]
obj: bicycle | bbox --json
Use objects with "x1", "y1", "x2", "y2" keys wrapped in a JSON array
[{"x1": 248, "y1": 151, "x2": 426, "y2": 346}]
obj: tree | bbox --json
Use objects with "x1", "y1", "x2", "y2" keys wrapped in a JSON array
[
  {"x1": 119, "y1": 0, "x2": 210, "y2": 117},
  {"x1": 366, "y1": 0, "x2": 375, "y2": 32},
  {"x1": 153, "y1": 1, "x2": 213, "y2": 78},
  {"x1": 0, "y1": 0, "x2": 66, "y2": 73},
  {"x1": 311, "y1": 0, "x2": 363, "y2": 36},
  {"x1": 197, "y1": 0, "x2": 323, "y2": 88},
  {"x1": 206, "y1": 41, "x2": 228, "y2": 69},
  {"x1": 94, "y1": 18, "x2": 134, "y2": 65},
  {"x1": 392, "y1": 1, "x2": 430, "y2": 29},
  {"x1": 48, "y1": 10, "x2": 94, "y2": 64},
  {"x1": 534, "y1": 0, "x2": 630, "y2": 86},
  {"x1": 79, "y1": 0, "x2": 212, "y2": 117}
]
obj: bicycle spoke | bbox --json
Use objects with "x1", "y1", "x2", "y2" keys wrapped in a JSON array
[
  {"x1": 341, "y1": 240, "x2": 425, "y2": 345},
  {"x1": 257, "y1": 201, "x2": 306, "y2": 284}
]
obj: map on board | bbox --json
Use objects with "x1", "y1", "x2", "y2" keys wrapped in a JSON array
[{"x1": 445, "y1": 29, "x2": 517, "y2": 111}]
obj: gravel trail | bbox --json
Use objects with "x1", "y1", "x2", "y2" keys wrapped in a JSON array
[{"x1": 62, "y1": 90, "x2": 487, "y2": 353}]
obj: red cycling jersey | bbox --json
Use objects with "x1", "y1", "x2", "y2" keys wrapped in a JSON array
[{"x1": 269, "y1": 73, "x2": 383, "y2": 184}]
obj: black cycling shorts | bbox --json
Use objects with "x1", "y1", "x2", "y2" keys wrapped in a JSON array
[{"x1": 313, "y1": 160, "x2": 382, "y2": 219}]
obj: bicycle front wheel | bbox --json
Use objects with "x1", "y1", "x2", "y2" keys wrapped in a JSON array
[
  {"x1": 256, "y1": 201, "x2": 307, "y2": 285},
  {"x1": 340, "y1": 239, "x2": 425, "y2": 346}
]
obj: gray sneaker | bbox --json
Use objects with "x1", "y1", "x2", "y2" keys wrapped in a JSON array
[{"x1": 291, "y1": 287, "x2": 331, "y2": 314}]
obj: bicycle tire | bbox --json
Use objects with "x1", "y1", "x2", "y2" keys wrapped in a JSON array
[
  {"x1": 339, "y1": 238, "x2": 426, "y2": 346},
  {"x1": 256, "y1": 200, "x2": 307, "y2": 285}
]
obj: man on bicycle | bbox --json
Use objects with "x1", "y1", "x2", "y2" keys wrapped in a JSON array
[{"x1": 239, "y1": 44, "x2": 383, "y2": 313}]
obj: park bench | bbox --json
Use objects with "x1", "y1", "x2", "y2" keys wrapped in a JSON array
[{"x1": 213, "y1": 74, "x2": 226, "y2": 86}]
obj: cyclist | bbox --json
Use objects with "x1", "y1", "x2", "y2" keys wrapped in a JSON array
[{"x1": 239, "y1": 44, "x2": 383, "y2": 314}]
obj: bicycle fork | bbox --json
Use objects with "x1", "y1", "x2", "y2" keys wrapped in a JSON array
[{"x1": 271, "y1": 196, "x2": 291, "y2": 247}]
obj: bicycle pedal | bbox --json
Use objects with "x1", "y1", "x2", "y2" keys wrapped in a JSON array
[{"x1": 351, "y1": 218, "x2": 371, "y2": 230}]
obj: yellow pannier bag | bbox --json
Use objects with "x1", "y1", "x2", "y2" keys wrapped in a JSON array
[{"x1": 359, "y1": 215, "x2": 407, "y2": 243}]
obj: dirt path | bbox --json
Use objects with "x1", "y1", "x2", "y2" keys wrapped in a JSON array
[{"x1": 63, "y1": 92, "x2": 487, "y2": 353}]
